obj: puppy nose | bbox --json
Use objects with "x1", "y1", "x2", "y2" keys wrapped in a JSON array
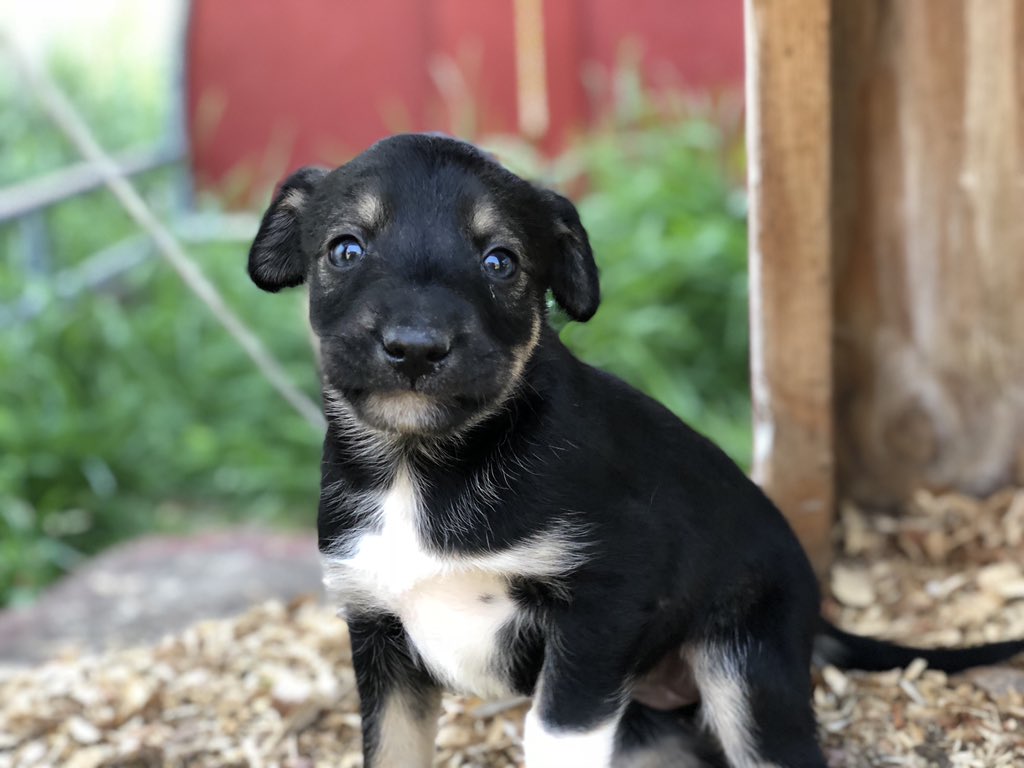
[{"x1": 381, "y1": 327, "x2": 451, "y2": 381}]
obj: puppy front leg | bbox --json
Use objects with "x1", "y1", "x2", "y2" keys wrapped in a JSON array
[
  {"x1": 524, "y1": 700, "x2": 624, "y2": 768},
  {"x1": 522, "y1": 621, "x2": 633, "y2": 768},
  {"x1": 348, "y1": 612, "x2": 441, "y2": 768}
]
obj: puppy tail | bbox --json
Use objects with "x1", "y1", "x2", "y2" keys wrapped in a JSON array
[{"x1": 814, "y1": 618, "x2": 1024, "y2": 672}]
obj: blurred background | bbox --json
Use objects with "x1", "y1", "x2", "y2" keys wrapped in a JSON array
[{"x1": 0, "y1": 0, "x2": 749, "y2": 611}]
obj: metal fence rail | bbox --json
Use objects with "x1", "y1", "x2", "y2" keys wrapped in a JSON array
[
  {"x1": 0, "y1": 143, "x2": 185, "y2": 224},
  {"x1": 1, "y1": 142, "x2": 185, "y2": 291},
  {"x1": 1, "y1": 35, "x2": 324, "y2": 432}
]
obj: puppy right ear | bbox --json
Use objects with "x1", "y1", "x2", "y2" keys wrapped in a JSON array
[
  {"x1": 543, "y1": 190, "x2": 600, "y2": 322},
  {"x1": 248, "y1": 166, "x2": 328, "y2": 292}
]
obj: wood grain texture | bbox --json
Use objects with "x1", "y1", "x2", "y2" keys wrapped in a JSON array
[
  {"x1": 832, "y1": 1, "x2": 1024, "y2": 508},
  {"x1": 745, "y1": 0, "x2": 834, "y2": 571}
]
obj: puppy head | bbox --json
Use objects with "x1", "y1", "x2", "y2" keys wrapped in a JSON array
[{"x1": 248, "y1": 134, "x2": 599, "y2": 436}]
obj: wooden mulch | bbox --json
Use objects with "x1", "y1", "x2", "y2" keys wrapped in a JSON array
[{"x1": 1, "y1": 488, "x2": 1022, "y2": 767}]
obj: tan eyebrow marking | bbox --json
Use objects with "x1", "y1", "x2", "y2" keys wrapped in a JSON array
[
  {"x1": 352, "y1": 192, "x2": 386, "y2": 229},
  {"x1": 470, "y1": 201, "x2": 502, "y2": 235},
  {"x1": 279, "y1": 188, "x2": 308, "y2": 212}
]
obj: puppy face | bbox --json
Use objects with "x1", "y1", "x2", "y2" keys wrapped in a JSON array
[{"x1": 248, "y1": 135, "x2": 599, "y2": 436}]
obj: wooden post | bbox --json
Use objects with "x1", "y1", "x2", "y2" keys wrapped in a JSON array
[
  {"x1": 831, "y1": 1, "x2": 1024, "y2": 508},
  {"x1": 750, "y1": 1, "x2": 1024, "y2": 566},
  {"x1": 744, "y1": 0, "x2": 835, "y2": 572}
]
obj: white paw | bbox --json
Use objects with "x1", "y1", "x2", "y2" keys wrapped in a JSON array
[{"x1": 522, "y1": 706, "x2": 618, "y2": 768}]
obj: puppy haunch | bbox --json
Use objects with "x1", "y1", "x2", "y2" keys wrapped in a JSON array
[{"x1": 250, "y1": 134, "x2": 1024, "y2": 768}]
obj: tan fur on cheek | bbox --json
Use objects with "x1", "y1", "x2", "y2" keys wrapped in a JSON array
[{"x1": 507, "y1": 313, "x2": 542, "y2": 386}]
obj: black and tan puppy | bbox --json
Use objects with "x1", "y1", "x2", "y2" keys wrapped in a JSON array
[{"x1": 248, "y1": 134, "x2": 1024, "y2": 768}]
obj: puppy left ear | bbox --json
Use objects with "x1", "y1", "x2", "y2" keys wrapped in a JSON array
[
  {"x1": 544, "y1": 190, "x2": 600, "y2": 322},
  {"x1": 248, "y1": 166, "x2": 328, "y2": 292}
]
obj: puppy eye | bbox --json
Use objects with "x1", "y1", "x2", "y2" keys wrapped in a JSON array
[
  {"x1": 327, "y1": 236, "x2": 365, "y2": 268},
  {"x1": 481, "y1": 248, "x2": 517, "y2": 280}
]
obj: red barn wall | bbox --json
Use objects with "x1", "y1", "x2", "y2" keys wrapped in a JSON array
[{"x1": 186, "y1": 0, "x2": 743, "y2": 204}]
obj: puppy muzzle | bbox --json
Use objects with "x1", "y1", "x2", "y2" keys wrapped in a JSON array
[{"x1": 320, "y1": 325, "x2": 513, "y2": 437}]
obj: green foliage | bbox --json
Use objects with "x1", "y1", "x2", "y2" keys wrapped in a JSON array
[
  {"x1": 490, "y1": 90, "x2": 751, "y2": 464},
  {"x1": 0, "y1": 245, "x2": 323, "y2": 605},
  {"x1": 560, "y1": 121, "x2": 750, "y2": 462},
  {"x1": 0, "y1": 37, "x2": 167, "y2": 188},
  {"x1": 1, "y1": 43, "x2": 750, "y2": 606},
  {"x1": 0, "y1": 40, "x2": 322, "y2": 605}
]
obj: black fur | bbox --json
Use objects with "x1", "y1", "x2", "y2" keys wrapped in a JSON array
[
  {"x1": 250, "y1": 134, "x2": 1024, "y2": 768},
  {"x1": 347, "y1": 611, "x2": 440, "y2": 765},
  {"x1": 248, "y1": 166, "x2": 328, "y2": 291}
]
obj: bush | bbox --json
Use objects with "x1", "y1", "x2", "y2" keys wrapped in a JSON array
[
  {"x1": 557, "y1": 119, "x2": 750, "y2": 463},
  {"x1": 0, "y1": 245, "x2": 324, "y2": 605},
  {"x1": 0, "y1": 42, "x2": 322, "y2": 605},
  {"x1": 491, "y1": 87, "x2": 751, "y2": 464}
]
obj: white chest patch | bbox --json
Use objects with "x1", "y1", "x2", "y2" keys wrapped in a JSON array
[{"x1": 322, "y1": 467, "x2": 577, "y2": 698}]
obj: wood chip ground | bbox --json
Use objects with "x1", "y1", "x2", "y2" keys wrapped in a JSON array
[{"x1": 2, "y1": 488, "x2": 1023, "y2": 767}]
